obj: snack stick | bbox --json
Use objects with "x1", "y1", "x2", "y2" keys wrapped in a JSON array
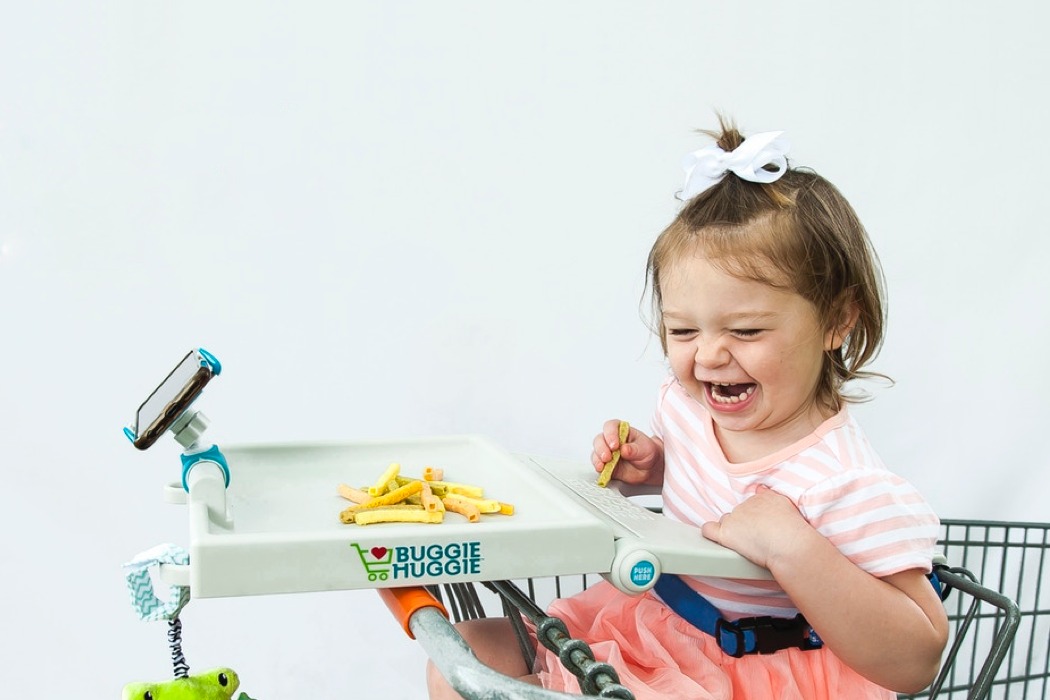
[
  {"x1": 369, "y1": 462, "x2": 401, "y2": 496},
  {"x1": 442, "y1": 496, "x2": 480, "y2": 522},
  {"x1": 355, "y1": 508, "x2": 444, "y2": 526},
  {"x1": 420, "y1": 482, "x2": 442, "y2": 513},
  {"x1": 361, "y1": 480, "x2": 422, "y2": 508},
  {"x1": 385, "y1": 479, "x2": 400, "y2": 495},
  {"x1": 445, "y1": 493, "x2": 502, "y2": 514},
  {"x1": 337, "y1": 483, "x2": 370, "y2": 503},
  {"x1": 395, "y1": 474, "x2": 439, "y2": 492},
  {"x1": 596, "y1": 420, "x2": 630, "y2": 487},
  {"x1": 395, "y1": 476, "x2": 449, "y2": 498},
  {"x1": 498, "y1": 502, "x2": 515, "y2": 515},
  {"x1": 437, "y1": 481, "x2": 485, "y2": 498},
  {"x1": 423, "y1": 465, "x2": 444, "y2": 481},
  {"x1": 340, "y1": 503, "x2": 423, "y2": 523},
  {"x1": 397, "y1": 475, "x2": 449, "y2": 497},
  {"x1": 395, "y1": 477, "x2": 483, "y2": 499}
]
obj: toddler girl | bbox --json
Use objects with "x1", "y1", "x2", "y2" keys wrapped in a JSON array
[{"x1": 427, "y1": 118, "x2": 948, "y2": 700}]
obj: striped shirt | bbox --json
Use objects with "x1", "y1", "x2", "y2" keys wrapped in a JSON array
[{"x1": 653, "y1": 376, "x2": 940, "y2": 620}]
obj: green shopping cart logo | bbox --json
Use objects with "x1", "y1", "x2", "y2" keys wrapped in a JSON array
[
  {"x1": 352, "y1": 544, "x2": 394, "y2": 581},
  {"x1": 350, "y1": 541, "x2": 483, "y2": 581}
]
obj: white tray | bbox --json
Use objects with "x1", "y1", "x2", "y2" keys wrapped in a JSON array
[{"x1": 166, "y1": 435, "x2": 768, "y2": 598}]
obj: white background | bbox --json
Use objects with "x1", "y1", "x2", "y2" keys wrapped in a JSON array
[{"x1": 2, "y1": 2, "x2": 1048, "y2": 697}]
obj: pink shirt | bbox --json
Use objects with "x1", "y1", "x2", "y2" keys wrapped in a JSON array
[{"x1": 652, "y1": 376, "x2": 940, "y2": 619}]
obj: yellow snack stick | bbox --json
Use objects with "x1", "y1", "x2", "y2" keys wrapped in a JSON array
[
  {"x1": 340, "y1": 503, "x2": 423, "y2": 523},
  {"x1": 420, "y1": 482, "x2": 442, "y2": 513},
  {"x1": 355, "y1": 508, "x2": 444, "y2": 525},
  {"x1": 596, "y1": 420, "x2": 630, "y2": 487},
  {"x1": 437, "y1": 481, "x2": 485, "y2": 498},
  {"x1": 385, "y1": 479, "x2": 400, "y2": 494},
  {"x1": 337, "y1": 483, "x2": 370, "y2": 503},
  {"x1": 442, "y1": 495, "x2": 480, "y2": 522},
  {"x1": 445, "y1": 493, "x2": 502, "y2": 514},
  {"x1": 423, "y1": 465, "x2": 444, "y2": 481},
  {"x1": 369, "y1": 462, "x2": 401, "y2": 496},
  {"x1": 361, "y1": 480, "x2": 422, "y2": 508},
  {"x1": 498, "y1": 502, "x2": 515, "y2": 515}
]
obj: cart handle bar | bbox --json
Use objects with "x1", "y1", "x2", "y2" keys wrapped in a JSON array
[{"x1": 378, "y1": 586, "x2": 449, "y2": 639}]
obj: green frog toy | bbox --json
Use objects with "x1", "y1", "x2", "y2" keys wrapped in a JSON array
[{"x1": 122, "y1": 668, "x2": 255, "y2": 700}]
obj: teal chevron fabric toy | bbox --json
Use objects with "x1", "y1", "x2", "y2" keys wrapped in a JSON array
[
  {"x1": 121, "y1": 668, "x2": 255, "y2": 700},
  {"x1": 122, "y1": 546, "x2": 258, "y2": 700}
]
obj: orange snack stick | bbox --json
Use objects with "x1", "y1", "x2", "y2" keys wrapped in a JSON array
[
  {"x1": 337, "y1": 483, "x2": 370, "y2": 503},
  {"x1": 420, "y1": 482, "x2": 443, "y2": 513},
  {"x1": 442, "y1": 495, "x2": 480, "y2": 522},
  {"x1": 369, "y1": 462, "x2": 401, "y2": 496},
  {"x1": 596, "y1": 420, "x2": 630, "y2": 487}
]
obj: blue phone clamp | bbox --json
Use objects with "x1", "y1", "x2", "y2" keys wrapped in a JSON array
[{"x1": 169, "y1": 404, "x2": 230, "y2": 492}]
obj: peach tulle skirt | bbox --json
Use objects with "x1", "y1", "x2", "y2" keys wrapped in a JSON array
[{"x1": 533, "y1": 581, "x2": 893, "y2": 700}]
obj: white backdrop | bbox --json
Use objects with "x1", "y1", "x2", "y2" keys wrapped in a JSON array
[{"x1": 2, "y1": 2, "x2": 1048, "y2": 697}]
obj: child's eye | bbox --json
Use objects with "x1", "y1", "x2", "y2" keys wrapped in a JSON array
[
  {"x1": 732, "y1": 329, "x2": 763, "y2": 338},
  {"x1": 667, "y1": 328, "x2": 697, "y2": 338}
]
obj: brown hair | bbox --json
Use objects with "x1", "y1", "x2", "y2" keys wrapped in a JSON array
[{"x1": 647, "y1": 117, "x2": 888, "y2": 413}]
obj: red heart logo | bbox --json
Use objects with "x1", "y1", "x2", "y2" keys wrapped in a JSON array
[{"x1": 370, "y1": 547, "x2": 388, "y2": 560}]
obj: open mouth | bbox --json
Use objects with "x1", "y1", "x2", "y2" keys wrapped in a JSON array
[{"x1": 706, "y1": 381, "x2": 756, "y2": 405}]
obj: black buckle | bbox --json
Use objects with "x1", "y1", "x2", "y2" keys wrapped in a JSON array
[
  {"x1": 714, "y1": 617, "x2": 748, "y2": 657},
  {"x1": 717, "y1": 614, "x2": 823, "y2": 656}
]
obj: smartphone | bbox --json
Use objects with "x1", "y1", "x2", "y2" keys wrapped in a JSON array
[{"x1": 125, "y1": 348, "x2": 221, "y2": 450}]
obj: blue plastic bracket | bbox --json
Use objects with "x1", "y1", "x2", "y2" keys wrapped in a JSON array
[{"x1": 180, "y1": 445, "x2": 231, "y2": 492}]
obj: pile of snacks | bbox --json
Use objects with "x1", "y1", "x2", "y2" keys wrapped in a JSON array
[{"x1": 338, "y1": 463, "x2": 515, "y2": 526}]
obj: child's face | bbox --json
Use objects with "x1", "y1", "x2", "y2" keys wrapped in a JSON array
[{"x1": 661, "y1": 254, "x2": 837, "y2": 460}]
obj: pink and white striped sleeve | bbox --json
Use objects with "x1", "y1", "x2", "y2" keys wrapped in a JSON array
[{"x1": 798, "y1": 470, "x2": 941, "y2": 577}]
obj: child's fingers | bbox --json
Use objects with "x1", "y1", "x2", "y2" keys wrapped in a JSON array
[
  {"x1": 700, "y1": 519, "x2": 722, "y2": 544},
  {"x1": 604, "y1": 419, "x2": 626, "y2": 450},
  {"x1": 592, "y1": 432, "x2": 615, "y2": 469}
]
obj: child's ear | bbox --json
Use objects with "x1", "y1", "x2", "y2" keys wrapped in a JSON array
[{"x1": 824, "y1": 302, "x2": 860, "y2": 351}]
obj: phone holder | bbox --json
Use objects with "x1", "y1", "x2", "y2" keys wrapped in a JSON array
[{"x1": 124, "y1": 348, "x2": 230, "y2": 493}]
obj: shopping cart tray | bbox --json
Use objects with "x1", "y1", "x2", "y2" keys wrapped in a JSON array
[{"x1": 166, "y1": 435, "x2": 769, "y2": 598}]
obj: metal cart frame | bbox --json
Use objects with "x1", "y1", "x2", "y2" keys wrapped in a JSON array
[{"x1": 404, "y1": 519, "x2": 1050, "y2": 700}]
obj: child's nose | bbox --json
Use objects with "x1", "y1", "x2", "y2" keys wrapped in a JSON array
[{"x1": 694, "y1": 338, "x2": 730, "y2": 368}]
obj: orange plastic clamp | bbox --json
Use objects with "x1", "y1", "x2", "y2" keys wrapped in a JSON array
[{"x1": 378, "y1": 586, "x2": 449, "y2": 639}]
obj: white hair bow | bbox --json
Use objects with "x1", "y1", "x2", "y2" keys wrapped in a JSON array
[{"x1": 677, "y1": 131, "x2": 791, "y2": 201}]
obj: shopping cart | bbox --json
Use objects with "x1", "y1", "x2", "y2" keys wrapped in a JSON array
[
  {"x1": 417, "y1": 519, "x2": 1048, "y2": 700},
  {"x1": 124, "y1": 349, "x2": 1046, "y2": 699}
]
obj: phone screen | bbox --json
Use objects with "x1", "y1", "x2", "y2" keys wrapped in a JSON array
[{"x1": 132, "y1": 350, "x2": 214, "y2": 449}]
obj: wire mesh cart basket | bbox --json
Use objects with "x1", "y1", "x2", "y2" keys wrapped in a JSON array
[{"x1": 421, "y1": 518, "x2": 1048, "y2": 700}]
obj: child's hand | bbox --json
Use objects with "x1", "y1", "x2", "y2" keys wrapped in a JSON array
[
  {"x1": 700, "y1": 486, "x2": 813, "y2": 569},
  {"x1": 591, "y1": 420, "x2": 663, "y2": 485}
]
